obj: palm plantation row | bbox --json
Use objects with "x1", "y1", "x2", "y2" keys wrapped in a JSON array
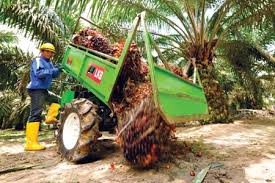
[{"x1": 0, "y1": 0, "x2": 274, "y2": 129}]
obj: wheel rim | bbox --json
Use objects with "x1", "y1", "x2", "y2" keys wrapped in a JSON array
[{"x1": 62, "y1": 112, "x2": 81, "y2": 150}]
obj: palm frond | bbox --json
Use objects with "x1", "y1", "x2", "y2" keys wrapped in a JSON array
[
  {"x1": 0, "y1": 44, "x2": 33, "y2": 90},
  {"x1": 0, "y1": 3, "x2": 68, "y2": 53},
  {"x1": 0, "y1": 90, "x2": 30, "y2": 129},
  {"x1": 0, "y1": 31, "x2": 18, "y2": 44},
  {"x1": 0, "y1": 91, "x2": 16, "y2": 129}
]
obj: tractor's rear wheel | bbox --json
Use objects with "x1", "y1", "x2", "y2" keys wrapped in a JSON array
[{"x1": 57, "y1": 98, "x2": 102, "y2": 163}]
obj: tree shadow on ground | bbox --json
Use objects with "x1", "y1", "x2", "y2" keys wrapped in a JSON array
[{"x1": 76, "y1": 139, "x2": 120, "y2": 164}]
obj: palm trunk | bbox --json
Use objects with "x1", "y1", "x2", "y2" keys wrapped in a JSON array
[
  {"x1": 199, "y1": 65, "x2": 229, "y2": 123},
  {"x1": 188, "y1": 39, "x2": 229, "y2": 123}
]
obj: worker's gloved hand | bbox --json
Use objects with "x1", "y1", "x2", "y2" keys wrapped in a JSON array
[
  {"x1": 51, "y1": 66, "x2": 61, "y2": 78},
  {"x1": 55, "y1": 63, "x2": 63, "y2": 71},
  {"x1": 52, "y1": 68, "x2": 60, "y2": 74}
]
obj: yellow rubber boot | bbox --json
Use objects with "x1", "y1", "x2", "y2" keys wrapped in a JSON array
[
  {"x1": 24, "y1": 122, "x2": 46, "y2": 151},
  {"x1": 45, "y1": 103, "x2": 61, "y2": 124}
]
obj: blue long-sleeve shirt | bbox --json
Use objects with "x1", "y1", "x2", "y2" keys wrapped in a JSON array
[{"x1": 27, "y1": 56, "x2": 60, "y2": 90}]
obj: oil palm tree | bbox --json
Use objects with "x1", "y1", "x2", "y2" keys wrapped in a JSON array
[
  {"x1": 0, "y1": 30, "x2": 33, "y2": 129},
  {"x1": 217, "y1": 19, "x2": 275, "y2": 109}
]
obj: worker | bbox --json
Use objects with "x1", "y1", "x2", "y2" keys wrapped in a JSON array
[{"x1": 24, "y1": 43, "x2": 62, "y2": 151}]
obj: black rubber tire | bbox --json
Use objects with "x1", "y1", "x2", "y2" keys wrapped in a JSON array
[{"x1": 57, "y1": 98, "x2": 101, "y2": 163}]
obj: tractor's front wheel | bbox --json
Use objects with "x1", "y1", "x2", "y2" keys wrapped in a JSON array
[{"x1": 57, "y1": 98, "x2": 101, "y2": 163}]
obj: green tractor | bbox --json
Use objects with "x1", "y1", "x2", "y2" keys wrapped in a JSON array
[{"x1": 57, "y1": 12, "x2": 209, "y2": 166}]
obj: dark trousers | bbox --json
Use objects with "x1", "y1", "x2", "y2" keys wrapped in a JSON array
[{"x1": 27, "y1": 89, "x2": 60, "y2": 122}]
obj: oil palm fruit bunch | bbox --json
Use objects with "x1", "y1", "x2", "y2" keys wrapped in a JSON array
[
  {"x1": 73, "y1": 27, "x2": 113, "y2": 55},
  {"x1": 112, "y1": 80, "x2": 152, "y2": 115},
  {"x1": 117, "y1": 97, "x2": 173, "y2": 167}
]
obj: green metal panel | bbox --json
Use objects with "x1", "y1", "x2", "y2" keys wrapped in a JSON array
[
  {"x1": 79, "y1": 52, "x2": 117, "y2": 103},
  {"x1": 62, "y1": 46, "x2": 118, "y2": 107},
  {"x1": 62, "y1": 47, "x2": 85, "y2": 78},
  {"x1": 60, "y1": 90, "x2": 75, "y2": 107},
  {"x1": 155, "y1": 66, "x2": 209, "y2": 123}
]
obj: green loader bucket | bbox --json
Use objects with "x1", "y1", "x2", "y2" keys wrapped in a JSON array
[
  {"x1": 153, "y1": 66, "x2": 208, "y2": 124},
  {"x1": 141, "y1": 12, "x2": 209, "y2": 124}
]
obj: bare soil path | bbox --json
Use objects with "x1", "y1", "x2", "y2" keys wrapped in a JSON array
[{"x1": 0, "y1": 116, "x2": 275, "y2": 183}]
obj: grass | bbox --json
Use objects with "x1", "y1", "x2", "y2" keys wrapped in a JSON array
[{"x1": 0, "y1": 128, "x2": 54, "y2": 143}]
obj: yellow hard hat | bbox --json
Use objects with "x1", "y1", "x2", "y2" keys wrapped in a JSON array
[{"x1": 40, "y1": 43, "x2": 56, "y2": 53}]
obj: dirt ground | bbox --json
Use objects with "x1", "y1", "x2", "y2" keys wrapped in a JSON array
[{"x1": 0, "y1": 115, "x2": 275, "y2": 183}]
